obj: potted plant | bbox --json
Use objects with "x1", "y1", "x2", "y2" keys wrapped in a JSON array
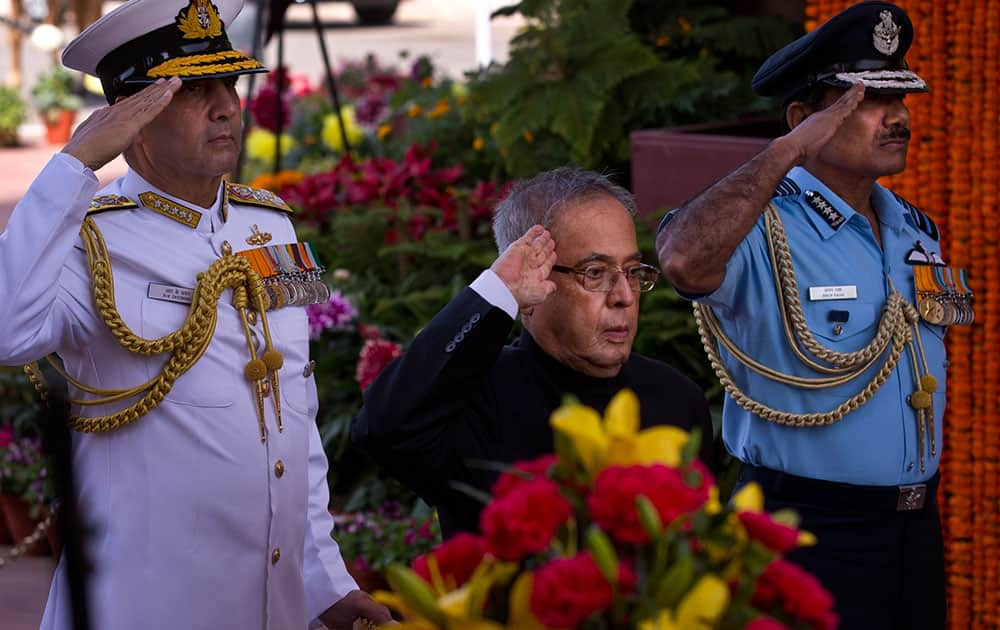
[
  {"x1": 31, "y1": 66, "x2": 83, "y2": 146},
  {"x1": 0, "y1": 86, "x2": 28, "y2": 147},
  {"x1": 0, "y1": 428, "x2": 55, "y2": 556}
]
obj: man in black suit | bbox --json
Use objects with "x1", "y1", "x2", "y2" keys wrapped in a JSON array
[{"x1": 351, "y1": 167, "x2": 713, "y2": 536}]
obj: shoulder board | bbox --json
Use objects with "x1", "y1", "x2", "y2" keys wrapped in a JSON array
[
  {"x1": 893, "y1": 192, "x2": 939, "y2": 241},
  {"x1": 772, "y1": 177, "x2": 801, "y2": 198},
  {"x1": 86, "y1": 194, "x2": 139, "y2": 215},
  {"x1": 226, "y1": 183, "x2": 294, "y2": 214}
]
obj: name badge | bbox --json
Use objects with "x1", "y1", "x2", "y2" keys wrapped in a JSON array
[
  {"x1": 147, "y1": 282, "x2": 194, "y2": 305},
  {"x1": 808, "y1": 285, "x2": 858, "y2": 301}
]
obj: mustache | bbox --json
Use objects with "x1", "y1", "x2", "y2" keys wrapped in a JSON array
[{"x1": 882, "y1": 126, "x2": 911, "y2": 141}]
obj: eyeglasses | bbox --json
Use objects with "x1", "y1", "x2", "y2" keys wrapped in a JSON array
[{"x1": 551, "y1": 262, "x2": 660, "y2": 293}]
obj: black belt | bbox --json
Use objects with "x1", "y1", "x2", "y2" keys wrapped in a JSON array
[{"x1": 740, "y1": 465, "x2": 939, "y2": 512}]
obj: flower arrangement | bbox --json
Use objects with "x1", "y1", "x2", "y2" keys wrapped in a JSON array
[{"x1": 375, "y1": 390, "x2": 837, "y2": 629}]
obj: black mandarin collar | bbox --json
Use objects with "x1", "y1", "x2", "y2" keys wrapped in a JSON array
[{"x1": 516, "y1": 329, "x2": 629, "y2": 398}]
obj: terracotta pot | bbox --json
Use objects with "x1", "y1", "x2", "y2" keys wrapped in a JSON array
[
  {"x1": 44, "y1": 109, "x2": 77, "y2": 146},
  {"x1": 0, "y1": 493, "x2": 51, "y2": 556}
]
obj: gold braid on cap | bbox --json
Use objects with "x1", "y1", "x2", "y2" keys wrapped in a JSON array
[
  {"x1": 27, "y1": 217, "x2": 283, "y2": 436},
  {"x1": 693, "y1": 203, "x2": 938, "y2": 466},
  {"x1": 147, "y1": 50, "x2": 263, "y2": 78}
]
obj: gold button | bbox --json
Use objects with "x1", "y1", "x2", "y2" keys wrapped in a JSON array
[
  {"x1": 221, "y1": 240, "x2": 233, "y2": 256},
  {"x1": 260, "y1": 380, "x2": 271, "y2": 397},
  {"x1": 271, "y1": 547, "x2": 280, "y2": 565},
  {"x1": 274, "y1": 460, "x2": 285, "y2": 478},
  {"x1": 246, "y1": 309, "x2": 258, "y2": 326},
  {"x1": 303, "y1": 361, "x2": 316, "y2": 377}
]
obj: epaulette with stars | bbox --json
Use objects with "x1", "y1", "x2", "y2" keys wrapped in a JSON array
[
  {"x1": 893, "y1": 192, "x2": 939, "y2": 241},
  {"x1": 225, "y1": 183, "x2": 294, "y2": 215},
  {"x1": 86, "y1": 194, "x2": 139, "y2": 216}
]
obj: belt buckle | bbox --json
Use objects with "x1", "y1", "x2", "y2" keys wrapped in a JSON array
[{"x1": 897, "y1": 484, "x2": 927, "y2": 511}]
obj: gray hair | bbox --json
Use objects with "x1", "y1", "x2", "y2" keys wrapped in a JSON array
[{"x1": 492, "y1": 167, "x2": 637, "y2": 252}]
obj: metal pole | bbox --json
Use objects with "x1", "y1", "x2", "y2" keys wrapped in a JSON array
[
  {"x1": 237, "y1": 0, "x2": 269, "y2": 182},
  {"x1": 308, "y1": 0, "x2": 350, "y2": 155},
  {"x1": 273, "y1": 21, "x2": 285, "y2": 174}
]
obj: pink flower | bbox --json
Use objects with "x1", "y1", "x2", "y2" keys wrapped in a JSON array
[
  {"x1": 356, "y1": 338, "x2": 402, "y2": 390},
  {"x1": 305, "y1": 289, "x2": 358, "y2": 338},
  {"x1": 0, "y1": 425, "x2": 13, "y2": 449}
]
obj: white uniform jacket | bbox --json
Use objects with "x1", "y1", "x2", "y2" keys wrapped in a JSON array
[{"x1": 0, "y1": 154, "x2": 357, "y2": 629}]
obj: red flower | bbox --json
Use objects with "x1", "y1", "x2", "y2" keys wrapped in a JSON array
[
  {"x1": 0, "y1": 425, "x2": 12, "y2": 449},
  {"x1": 411, "y1": 533, "x2": 486, "y2": 588},
  {"x1": 587, "y1": 463, "x2": 712, "y2": 544},
  {"x1": 752, "y1": 560, "x2": 838, "y2": 630},
  {"x1": 490, "y1": 455, "x2": 557, "y2": 499},
  {"x1": 744, "y1": 617, "x2": 792, "y2": 630},
  {"x1": 738, "y1": 511, "x2": 801, "y2": 553},
  {"x1": 480, "y1": 479, "x2": 571, "y2": 561},
  {"x1": 356, "y1": 338, "x2": 402, "y2": 390},
  {"x1": 529, "y1": 553, "x2": 626, "y2": 628}
]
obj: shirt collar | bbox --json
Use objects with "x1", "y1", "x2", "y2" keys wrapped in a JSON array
[
  {"x1": 121, "y1": 169, "x2": 224, "y2": 233},
  {"x1": 786, "y1": 166, "x2": 858, "y2": 240},
  {"x1": 869, "y1": 182, "x2": 907, "y2": 232}
]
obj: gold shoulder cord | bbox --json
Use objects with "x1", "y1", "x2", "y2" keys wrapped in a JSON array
[
  {"x1": 693, "y1": 203, "x2": 939, "y2": 469},
  {"x1": 25, "y1": 216, "x2": 284, "y2": 437}
]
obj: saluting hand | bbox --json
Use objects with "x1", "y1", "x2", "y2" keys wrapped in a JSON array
[
  {"x1": 62, "y1": 76, "x2": 183, "y2": 172},
  {"x1": 782, "y1": 81, "x2": 866, "y2": 165},
  {"x1": 490, "y1": 224, "x2": 558, "y2": 312}
]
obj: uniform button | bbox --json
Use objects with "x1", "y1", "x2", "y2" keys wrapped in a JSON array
[
  {"x1": 221, "y1": 240, "x2": 233, "y2": 256},
  {"x1": 832, "y1": 324, "x2": 844, "y2": 336},
  {"x1": 271, "y1": 548, "x2": 281, "y2": 565},
  {"x1": 445, "y1": 342, "x2": 456, "y2": 353},
  {"x1": 907, "y1": 462, "x2": 914, "y2": 471},
  {"x1": 274, "y1": 460, "x2": 285, "y2": 478},
  {"x1": 454, "y1": 332, "x2": 465, "y2": 343},
  {"x1": 303, "y1": 361, "x2": 316, "y2": 377},
  {"x1": 260, "y1": 380, "x2": 271, "y2": 397},
  {"x1": 461, "y1": 323, "x2": 473, "y2": 334},
  {"x1": 470, "y1": 313, "x2": 480, "y2": 323},
  {"x1": 246, "y1": 309, "x2": 258, "y2": 326}
]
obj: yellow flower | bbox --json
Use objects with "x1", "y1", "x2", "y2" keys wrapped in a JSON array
[
  {"x1": 377, "y1": 559, "x2": 518, "y2": 629},
  {"x1": 450, "y1": 82, "x2": 469, "y2": 99},
  {"x1": 408, "y1": 104, "x2": 424, "y2": 118},
  {"x1": 321, "y1": 106, "x2": 364, "y2": 153},
  {"x1": 377, "y1": 123, "x2": 393, "y2": 140},
  {"x1": 472, "y1": 137, "x2": 485, "y2": 151},
  {"x1": 550, "y1": 389, "x2": 690, "y2": 479},
  {"x1": 676, "y1": 575, "x2": 730, "y2": 628},
  {"x1": 427, "y1": 98, "x2": 451, "y2": 119},
  {"x1": 245, "y1": 128, "x2": 297, "y2": 162},
  {"x1": 522, "y1": 131, "x2": 535, "y2": 143},
  {"x1": 637, "y1": 575, "x2": 730, "y2": 630}
]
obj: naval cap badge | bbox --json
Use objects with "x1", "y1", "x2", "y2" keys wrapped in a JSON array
[{"x1": 873, "y1": 9, "x2": 901, "y2": 56}]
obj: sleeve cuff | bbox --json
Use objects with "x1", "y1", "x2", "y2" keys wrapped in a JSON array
[{"x1": 470, "y1": 269, "x2": 518, "y2": 319}]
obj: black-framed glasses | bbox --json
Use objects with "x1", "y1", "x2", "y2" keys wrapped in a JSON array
[{"x1": 551, "y1": 262, "x2": 660, "y2": 293}]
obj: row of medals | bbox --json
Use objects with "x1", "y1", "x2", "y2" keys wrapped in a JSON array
[
  {"x1": 261, "y1": 271, "x2": 332, "y2": 311},
  {"x1": 915, "y1": 265, "x2": 974, "y2": 326}
]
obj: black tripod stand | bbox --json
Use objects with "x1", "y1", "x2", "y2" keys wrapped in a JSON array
[{"x1": 237, "y1": 0, "x2": 352, "y2": 181}]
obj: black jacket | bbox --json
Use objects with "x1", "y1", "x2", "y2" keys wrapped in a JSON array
[{"x1": 351, "y1": 287, "x2": 714, "y2": 536}]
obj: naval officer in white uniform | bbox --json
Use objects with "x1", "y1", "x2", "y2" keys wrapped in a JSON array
[{"x1": 0, "y1": 0, "x2": 392, "y2": 627}]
